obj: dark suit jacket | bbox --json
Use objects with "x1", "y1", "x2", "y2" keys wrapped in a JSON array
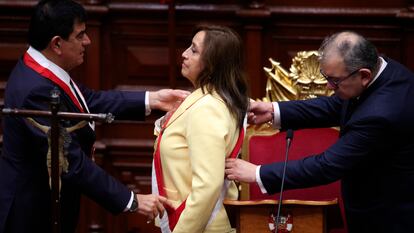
[
  {"x1": 0, "y1": 58, "x2": 147, "y2": 233},
  {"x1": 259, "y1": 58, "x2": 414, "y2": 233}
]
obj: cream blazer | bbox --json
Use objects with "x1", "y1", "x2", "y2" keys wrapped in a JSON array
[{"x1": 156, "y1": 88, "x2": 239, "y2": 233}]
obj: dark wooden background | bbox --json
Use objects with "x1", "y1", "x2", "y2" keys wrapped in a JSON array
[{"x1": 1, "y1": 0, "x2": 414, "y2": 232}]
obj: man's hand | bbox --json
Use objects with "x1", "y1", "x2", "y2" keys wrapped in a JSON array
[
  {"x1": 225, "y1": 158, "x2": 257, "y2": 183},
  {"x1": 248, "y1": 101, "x2": 274, "y2": 125},
  {"x1": 136, "y1": 194, "x2": 173, "y2": 221},
  {"x1": 149, "y1": 89, "x2": 190, "y2": 112}
]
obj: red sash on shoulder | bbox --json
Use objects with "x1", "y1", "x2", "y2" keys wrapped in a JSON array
[
  {"x1": 153, "y1": 112, "x2": 245, "y2": 231},
  {"x1": 23, "y1": 52, "x2": 85, "y2": 113}
]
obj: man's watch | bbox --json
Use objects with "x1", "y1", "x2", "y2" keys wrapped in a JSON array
[{"x1": 129, "y1": 193, "x2": 139, "y2": 212}]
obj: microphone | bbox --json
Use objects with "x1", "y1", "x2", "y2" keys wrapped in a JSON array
[
  {"x1": 286, "y1": 129, "x2": 294, "y2": 146},
  {"x1": 275, "y1": 129, "x2": 294, "y2": 233}
]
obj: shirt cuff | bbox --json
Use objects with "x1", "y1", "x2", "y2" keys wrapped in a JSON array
[
  {"x1": 124, "y1": 191, "x2": 134, "y2": 212},
  {"x1": 145, "y1": 91, "x2": 151, "y2": 116},
  {"x1": 272, "y1": 102, "x2": 281, "y2": 129},
  {"x1": 256, "y1": 165, "x2": 268, "y2": 194}
]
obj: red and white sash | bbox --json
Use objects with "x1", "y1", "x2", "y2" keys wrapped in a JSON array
[
  {"x1": 152, "y1": 110, "x2": 245, "y2": 232},
  {"x1": 24, "y1": 52, "x2": 85, "y2": 113},
  {"x1": 23, "y1": 48, "x2": 94, "y2": 129}
]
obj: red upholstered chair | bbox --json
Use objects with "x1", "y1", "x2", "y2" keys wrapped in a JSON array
[
  {"x1": 234, "y1": 124, "x2": 346, "y2": 233},
  {"x1": 246, "y1": 126, "x2": 339, "y2": 202}
]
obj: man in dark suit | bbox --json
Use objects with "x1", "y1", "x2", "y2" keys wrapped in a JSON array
[
  {"x1": 225, "y1": 31, "x2": 414, "y2": 233},
  {"x1": 0, "y1": 0, "x2": 188, "y2": 232}
]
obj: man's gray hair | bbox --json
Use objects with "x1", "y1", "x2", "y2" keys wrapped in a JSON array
[{"x1": 318, "y1": 31, "x2": 379, "y2": 73}]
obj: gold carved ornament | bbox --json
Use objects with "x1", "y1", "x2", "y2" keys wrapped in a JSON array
[
  {"x1": 263, "y1": 50, "x2": 333, "y2": 102},
  {"x1": 248, "y1": 50, "x2": 334, "y2": 134}
]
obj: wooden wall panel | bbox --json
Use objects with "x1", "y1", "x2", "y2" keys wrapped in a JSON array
[
  {"x1": 261, "y1": 14, "x2": 404, "y2": 84},
  {"x1": 267, "y1": 0, "x2": 407, "y2": 8},
  {"x1": 1, "y1": 1, "x2": 414, "y2": 232},
  {"x1": 0, "y1": 10, "x2": 30, "y2": 104}
]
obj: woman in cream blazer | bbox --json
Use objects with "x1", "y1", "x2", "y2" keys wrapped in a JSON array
[{"x1": 152, "y1": 25, "x2": 249, "y2": 233}]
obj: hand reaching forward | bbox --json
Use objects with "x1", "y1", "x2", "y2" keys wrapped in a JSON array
[
  {"x1": 225, "y1": 158, "x2": 258, "y2": 183},
  {"x1": 149, "y1": 89, "x2": 190, "y2": 112},
  {"x1": 248, "y1": 100, "x2": 274, "y2": 125},
  {"x1": 136, "y1": 194, "x2": 173, "y2": 221}
]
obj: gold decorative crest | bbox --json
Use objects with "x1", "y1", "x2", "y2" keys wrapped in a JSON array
[{"x1": 263, "y1": 51, "x2": 334, "y2": 102}]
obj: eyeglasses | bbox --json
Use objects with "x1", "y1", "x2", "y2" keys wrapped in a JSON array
[{"x1": 320, "y1": 68, "x2": 361, "y2": 89}]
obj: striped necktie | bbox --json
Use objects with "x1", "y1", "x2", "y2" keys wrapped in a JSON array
[{"x1": 69, "y1": 80, "x2": 88, "y2": 113}]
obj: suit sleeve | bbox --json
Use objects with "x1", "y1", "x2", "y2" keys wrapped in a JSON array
[
  {"x1": 78, "y1": 83, "x2": 146, "y2": 120},
  {"x1": 278, "y1": 95, "x2": 343, "y2": 130},
  {"x1": 62, "y1": 135, "x2": 131, "y2": 213},
  {"x1": 173, "y1": 98, "x2": 235, "y2": 233},
  {"x1": 260, "y1": 114, "x2": 390, "y2": 194}
]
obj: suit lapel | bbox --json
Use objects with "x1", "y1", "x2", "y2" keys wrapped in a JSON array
[
  {"x1": 164, "y1": 88, "x2": 207, "y2": 129},
  {"x1": 345, "y1": 98, "x2": 359, "y2": 122}
]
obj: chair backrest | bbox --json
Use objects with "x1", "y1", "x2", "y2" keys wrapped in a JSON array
[{"x1": 241, "y1": 125, "x2": 341, "y2": 203}]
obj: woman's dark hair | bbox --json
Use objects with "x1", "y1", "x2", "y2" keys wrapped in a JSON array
[
  {"x1": 28, "y1": 0, "x2": 87, "y2": 51},
  {"x1": 193, "y1": 24, "x2": 249, "y2": 128}
]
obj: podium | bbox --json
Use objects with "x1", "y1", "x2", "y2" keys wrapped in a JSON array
[{"x1": 225, "y1": 199, "x2": 339, "y2": 233}]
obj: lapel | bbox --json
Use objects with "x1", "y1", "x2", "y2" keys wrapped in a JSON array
[
  {"x1": 345, "y1": 98, "x2": 358, "y2": 122},
  {"x1": 340, "y1": 98, "x2": 357, "y2": 137},
  {"x1": 164, "y1": 88, "x2": 207, "y2": 129}
]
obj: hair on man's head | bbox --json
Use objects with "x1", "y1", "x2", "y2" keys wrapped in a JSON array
[
  {"x1": 28, "y1": 0, "x2": 87, "y2": 51},
  {"x1": 319, "y1": 31, "x2": 379, "y2": 73}
]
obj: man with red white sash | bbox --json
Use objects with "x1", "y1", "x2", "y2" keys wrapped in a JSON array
[{"x1": 0, "y1": 1, "x2": 187, "y2": 232}]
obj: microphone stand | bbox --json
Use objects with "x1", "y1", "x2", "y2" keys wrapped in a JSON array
[
  {"x1": 275, "y1": 129, "x2": 294, "y2": 233},
  {"x1": 1, "y1": 89, "x2": 114, "y2": 233}
]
